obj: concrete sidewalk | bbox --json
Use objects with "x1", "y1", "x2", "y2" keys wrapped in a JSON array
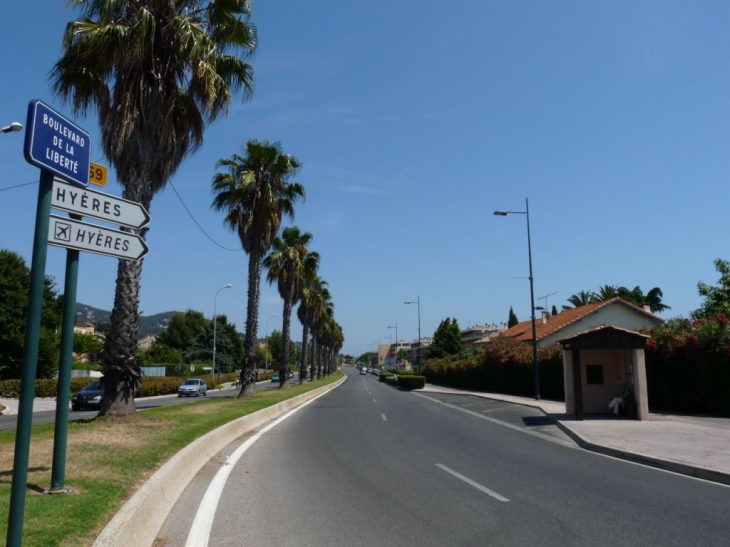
[{"x1": 420, "y1": 384, "x2": 730, "y2": 486}]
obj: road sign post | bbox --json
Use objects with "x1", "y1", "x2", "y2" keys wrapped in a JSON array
[
  {"x1": 6, "y1": 171, "x2": 54, "y2": 547},
  {"x1": 50, "y1": 243, "x2": 79, "y2": 493}
]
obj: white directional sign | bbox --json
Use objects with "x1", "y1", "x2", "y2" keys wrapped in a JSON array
[
  {"x1": 52, "y1": 178, "x2": 150, "y2": 228},
  {"x1": 48, "y1": 215, "x2": 149, "y2": 261}
]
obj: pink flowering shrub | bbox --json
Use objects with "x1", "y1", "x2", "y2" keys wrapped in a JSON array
[{"x1": 422, "y1": 339, "x2": 564, "y2": 400}]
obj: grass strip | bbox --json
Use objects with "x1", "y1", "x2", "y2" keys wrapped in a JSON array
[{"x1": 0, "y1": 372, "x2": 342, "y2": 546}]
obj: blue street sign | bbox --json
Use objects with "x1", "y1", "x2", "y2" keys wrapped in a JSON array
[{"x1": 24, "y1": 100, "x2": 91, "y2": 188}]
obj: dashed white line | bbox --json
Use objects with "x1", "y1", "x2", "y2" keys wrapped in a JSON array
[
  {"x1": 436, "y1": 464, "x2": 510, "y2": 502},
  {"x1": 381, "y1": 414, "x2": 387, "y2": 421}
]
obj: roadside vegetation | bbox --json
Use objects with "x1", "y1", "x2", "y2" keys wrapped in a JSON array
[{"x1": 0, "y1": 372, "x2": 342, "y2": 547}]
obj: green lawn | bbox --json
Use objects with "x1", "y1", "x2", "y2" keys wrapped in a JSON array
[{"x1": 0, "y1": 372, "x2": 342, "y2": 546}]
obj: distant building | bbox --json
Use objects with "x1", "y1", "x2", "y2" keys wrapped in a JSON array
[
  {"x1": 73, "y1": 322, "x2": 97, "y2": 336},
  {"x1": 137, "y1": 335, "x2": 156, "y2": 351},
  {"x1": 460, "y1": 323, "x2": 507, "y2": 349}
]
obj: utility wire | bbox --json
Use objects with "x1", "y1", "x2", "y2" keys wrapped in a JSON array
[
  {"x1": 0, "y1": 180, "x2": 39, "y2": 192},
  {"x1": 168, "y1": 180, "x2": 242, "y2": 252}
]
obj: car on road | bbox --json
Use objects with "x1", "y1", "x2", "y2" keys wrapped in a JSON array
[
  {"x1": 177, "y1": 378, "x2": 207, "y2": 397},
  {"x1": 71, "y1": 380, "x2": 104, "y2": 411},
  {"x1": 271, "y1": 374, "x2": 280, "y2": 383},
  {"x1": 360, "y1": 368, "x2": 368, "y2": 375}
]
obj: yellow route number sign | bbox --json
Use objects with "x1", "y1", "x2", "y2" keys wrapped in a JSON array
[{"x1": 89, "y1": 162, "x2": 108, "y2": 187}]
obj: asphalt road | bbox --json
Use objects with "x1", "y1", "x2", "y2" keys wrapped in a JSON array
[
  {"x1": 157, "y1": 369, "x2": 730, "y2": 547},
  {"x1": 0, "y1": 378, "x2": 282, "y2": 432}
]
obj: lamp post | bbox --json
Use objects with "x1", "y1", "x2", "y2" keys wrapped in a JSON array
[
  {"x1": 212, "y1": 284, "x2": 232, "y2": 385},
  {"x1": 404, "y1": 296, "x2": 421, "y2": 374},
  {"x1": 1, "y1": 122, "x2": 22, "y2": 134},
  {"x1": 387, "y1": 323, "x2": 398, "y2": 372},
  {"x1": 265, "y1": 314, "x2": 278, "y2": 370},
  {"x1": 494, "y1": 198, "x2": 540, "y2": 400}
]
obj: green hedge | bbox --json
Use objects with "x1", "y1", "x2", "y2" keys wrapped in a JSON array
[
  {"x1": 645, "y1": 316, "x2": 730, "y2": 416},
  {"x1": 379, "y1": 372, "x2": 394, "y2": 382},
  {"x1": 422, "y1": 337, "x2": 565, "y2": 400},
  {"x1": 397, "y1": 375, "x2": 426, "y2": 390},
  {"x1": 0, "y1": 370, "x2": 280, "y2": 400}
]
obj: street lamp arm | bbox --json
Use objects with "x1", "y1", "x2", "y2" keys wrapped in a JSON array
[{"x1": 1, "y1": 122, "x2": 22, "y2": 134}]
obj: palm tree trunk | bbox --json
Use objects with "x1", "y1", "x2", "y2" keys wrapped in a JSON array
[
  {"x1": 280, "y1": 288, "x2": 295, "y2": 388},
  {"x1": 300, "y1": 323, "x2": 309, "y2": 385},
  {"x1": 310, "y1": 337, "x2": 317, "y2": 381},
  {"x1": 240, "y1": 250, "x2": 263, "y2": 397},
  {"x1": 316, "y1": 344, "x2": 323, "y2": 379},
  {"x1": 99, "y1": 182, "x2": 152, "y2": 416},
  {"x1": 99, "y1": 256, "x2": 144, "y2": 416}
]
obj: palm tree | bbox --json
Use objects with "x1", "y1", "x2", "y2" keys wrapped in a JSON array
[
  {"x1": 263, "y1": 226, "x2": 319, "y2": 388},
  {"x1": 309, "y1": 287, "x2": 333, "y2": 380},
  {"x1": 642, "y1": 287, "x2": 670, "y2": 313},
  {"x1": 212, "y1": 141, "x2": 305, "y2": 396},
  {"x1": 51, "y1": 0, "x2": 256, "y2": 416},
  {"x1": 596, "y1": 285, "x2": 620, "y2": 301},
  {"x1": 297, "y1": 277, "x2": 327, "y2": 385},
  {"x1": 617, "y1": 286, "x2": 644, "y2": 307},
  {"x1": 562, "y1": 290, "x2": 597, "y2": 310}
]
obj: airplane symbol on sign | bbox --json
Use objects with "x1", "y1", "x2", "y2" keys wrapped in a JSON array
[{"x1": 54, "y1": 221, "x2": 71, "y2": 242}]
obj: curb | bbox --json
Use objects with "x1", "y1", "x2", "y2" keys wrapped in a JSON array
[
  {"x1": 421, "y1": 386, "x2": 730, "y2": 487},
  {"x1": 92, "y1": 375, "x2": 346, "y2": 547},
  {"x1": 550, "y1": 420, "x2": 730, "y2": 486}
]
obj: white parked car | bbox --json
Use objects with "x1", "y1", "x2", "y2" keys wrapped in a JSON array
[{"x1": 178, "y1": 378, "x2": 207, "y2": 397}]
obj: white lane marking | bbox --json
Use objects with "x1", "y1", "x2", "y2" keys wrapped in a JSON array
[
  {"x1": 415, "y1": 393, "x2": 576, "y2": 448},
  {"x1": 373, "y1": 399, "x2": 377, "y2": 403},
  {"x1": 436, "y1": 464, "x2": 509, "y2": 502},
  {"x1": 184, "y1": 391, "x2": 329, "y2": 547},
  {"x1": 381, "y1": 414, "x2": 387, "y2": 421}
]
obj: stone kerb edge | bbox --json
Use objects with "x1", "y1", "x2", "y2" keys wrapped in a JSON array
[{"x1": 92, "y1": 375, "x2": 346, "y2": 547}]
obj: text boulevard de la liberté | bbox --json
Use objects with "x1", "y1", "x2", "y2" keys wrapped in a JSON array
[{"x1": 42, "y1": 113, "x2": 86, "y2": 175}]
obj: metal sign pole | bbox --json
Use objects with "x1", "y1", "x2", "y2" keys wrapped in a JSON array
[
  {"x1": 6, "y1": 170, "x2": 53, "y2": 547},
  {"x1": 50, "y1": 231, "x2": 80, "y2": 492}
]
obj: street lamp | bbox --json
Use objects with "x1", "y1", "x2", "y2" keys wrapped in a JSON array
[
  {"x1": 494, "y1": 197, "x2": 540, "y2": 400},
  {"x1": 265, "y1": 314, "x2": 278, "y2": 370},
  {"x1": 387, "y1": 323, "x2": 398, "y2": 372},
  {"x1": 404, "y1": 296, "x2": 421, "y2": 374},
  {"x1": 1, "y1": 122, "x2": 22, "y2": 134},
  {"x1": 212, "y1": 284, "x2": 232, "y2": 385}
]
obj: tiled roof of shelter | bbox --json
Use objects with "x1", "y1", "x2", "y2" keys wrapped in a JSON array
[{"x1": 499, "y1": 298, "x2": 659, "y2": 343}]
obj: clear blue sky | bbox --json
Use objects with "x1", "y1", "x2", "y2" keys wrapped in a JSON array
[{"x1": 1, "y1": 1, "x2": 729, "y2": 357}]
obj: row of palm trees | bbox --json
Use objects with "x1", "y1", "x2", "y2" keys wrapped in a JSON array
[
  {"x1": 212, "y1": 143, "x2": 343, "y2": 394},
  {"x1": 49, "y1": 2, "x2": 340, "y2": 414},
  {"x1": 563, "y1": 285, "x2": 670, "y2": 313}
]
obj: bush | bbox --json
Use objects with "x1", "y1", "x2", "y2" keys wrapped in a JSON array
[
  {"x1": 645, "y1": 315, "x2": 730, "y2": 415},
  {"x1": 421, "y1": 338, "x2": 564, "y2": 400},
  {"x1": 379, "y1": 372, "x2": 394, "y2": 383},
  {"x1": 397, "y1": 375, "x2": 425, "y2": 390}
]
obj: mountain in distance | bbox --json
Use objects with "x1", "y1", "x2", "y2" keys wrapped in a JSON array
[{"x1": 75, "y1": 303, "x2": 175, "y2": 338}]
